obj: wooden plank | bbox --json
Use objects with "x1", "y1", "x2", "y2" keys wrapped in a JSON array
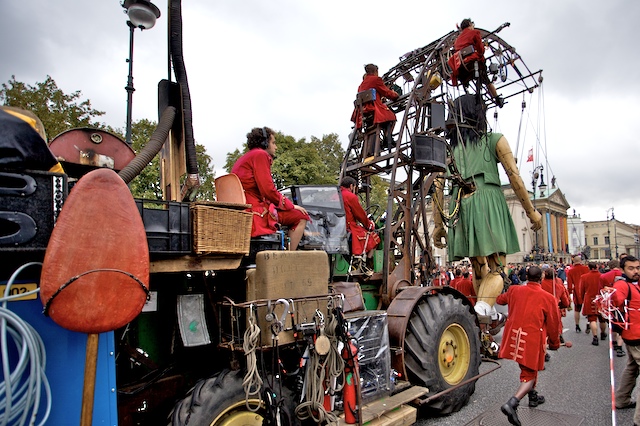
[
  {"x1": 332, "y1": 385, "x2": 428, "y2": 426},
  {"x1": 150, "y1": 254, "x2": 243, "y2": 273},
  {"x1": 366, "y1": 404, "x2": 417, "y2": 426}
]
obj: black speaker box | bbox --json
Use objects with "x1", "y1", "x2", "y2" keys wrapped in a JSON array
[
  {"x1": 412, "y1": 135, "x2": 447, "y2": 172},
  {"x1": 0, "y1": 170, "x2": 67, "y2": 251}
]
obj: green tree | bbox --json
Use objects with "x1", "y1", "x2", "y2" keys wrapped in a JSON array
[
  {"x1": 0, "y1": 75, "x2": 105, "y2": 139},
  {"x1": 223, "y1": 132, "x2": 344, "y2": 188},
  {"x1": 1, "y1": 75, "x2": 216, "y2": 200}
]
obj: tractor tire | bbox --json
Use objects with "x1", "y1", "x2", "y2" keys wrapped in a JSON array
[
  {"x1": 404, "y1": 293, "x2": 481, "y2": 415},
  {"x1": 169, "y1": 369, "x2": 294, "y2": 426}
]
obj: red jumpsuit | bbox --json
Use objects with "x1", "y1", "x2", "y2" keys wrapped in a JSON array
[
  {"x1": 497, "y1": 282, "x2": 560, "y2": 379},
  {"x1": 351, "y1": 75, "x2": 399, "y2": 129},
  {"x1": 580, "y1": 270, "x2": 603, "y2": 321},
  {"x1": 567, "y1": 264, "x2": 589, "y2": 306},
  {"x1": 448, "y1": 27, "x2": 485, "y2": 85},
  {"x1": 541, "y1": 276, "x2": 570, "y2": 335},
  {"x1": 456, "y1": 277, "x2": 476, "y2": 306},
  {"x1": 341, "y1": 186, "x2": 378, "y2": 255},
  {"x1": 232, "y1": 148, "x2": 309, "y2": 237}
]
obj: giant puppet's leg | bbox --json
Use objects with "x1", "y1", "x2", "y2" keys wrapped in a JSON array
[{"x1": 474, "y1": 254, "x2": 508, "y2": 335}]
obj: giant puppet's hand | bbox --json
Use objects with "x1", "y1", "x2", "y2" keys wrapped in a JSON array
[
  {"x1": 528, "y1": 209, "x2": 542, "y2": 231},
  {"x1": 433, "y1": 226, "x2": 448, "y2": 249}
]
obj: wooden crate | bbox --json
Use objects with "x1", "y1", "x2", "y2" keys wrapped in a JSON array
[{"x1": 191, "y1": 202, "x2": 252, "y2": 255}]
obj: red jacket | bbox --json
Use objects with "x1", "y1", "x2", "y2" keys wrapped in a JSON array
[
  {"x1": 456, "y1": 278, "x2": 476, "y2": 306},
  {"x1": 232, "y1": 148, "x2": 296, "y2": 237},
  {"x1": 541, "y1": 277, "x2": 570, "y2": 309},
  {"x1": 567, "y1": 264, "x2": 589, "y2": 303},
  {"x1": 351, "y1": 75, "x2": 399, "y2": 129},
  {"x1": 341, "y1": 187, "x2": 377, "y2": 255},
  {"x1": 580, "y1": 270, "x2": 603, "y2": 316},
  {"x1": 600, "y1": 269, "x2": 622, "y2": 287},
  {"x1": 454, "y1": 27, "x2": 485, "y2": 63},
  {"x1": 496, "y1": 282, "x2": 561, "y2": 371},
  {"x1": 612, "y1": 279, "x2": 640, "y2": 344}
]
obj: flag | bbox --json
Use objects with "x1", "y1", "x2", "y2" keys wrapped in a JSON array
[{"x1": 527, "y1": 148, "x2": 533, "y2": 162}]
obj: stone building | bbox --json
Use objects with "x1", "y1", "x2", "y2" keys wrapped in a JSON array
[{"x1": 583, "y1": 218, "x2": 640, "y2": 261}]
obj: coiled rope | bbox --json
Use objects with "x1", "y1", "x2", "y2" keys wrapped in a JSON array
[
  {"x1": 0, "y1": 262, "x2": 51, "y2": 426},
  {"x1": 242, "y1": 312, "x2": 263, "y2": 412}
]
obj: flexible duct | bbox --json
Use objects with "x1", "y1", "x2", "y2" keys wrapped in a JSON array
[
  {"x1": 169, "y1": 0, "x2": 198, "y2": 177},
  {"x1": 118, "y1": 106, "x2": 176, "y2": 184}
]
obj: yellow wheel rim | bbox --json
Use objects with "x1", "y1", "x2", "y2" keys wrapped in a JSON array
[
  {"x1": 210, "y1": 399, "x2": 264, "y2": 426},
  {"x1": 438, "y1": 323, "x2": 471, "y2": 385}
]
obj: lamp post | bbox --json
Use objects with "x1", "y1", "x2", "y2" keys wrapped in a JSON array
[
  {"x1": 606, "y1": 207, "x2": 613, "y2": 260},
  {"x1": 531, "y1": 165, "x2": 546, "y2": 254},
  {"x1": 121, "y1": 0, "x2": 160, "y2": 146}
]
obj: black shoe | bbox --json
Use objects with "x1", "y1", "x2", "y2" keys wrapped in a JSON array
[
  {"x1": 575, "y1": 325, "x2": 581, "y2": 333},
  {"x1": 617, "y1": 347, "x2": 627, "y2": 357},
  {"x1": 544, "y1": 353, "x2": 551, "y2": 362},
  {"x1": 592, "y1": 336, "x2": 599, "y2": 346},
  {"x1": 528, "y1": 390, "x2": 545, "y2": 408},
  {"x1": 501, "y1": 397, "x2": 521, "y2": 426},
  {"x1": 601, "y1": 332, "x2": 607, "y2": 341},
  {"x1": 616, "y1": 401, "x2": 636, "y2": 409},
  {"x1": 559, "y1": 334, "x2": 565, "y2": 344},
  {"x1": 585, "y1": 324, "x2": 590, "y2": 334}
]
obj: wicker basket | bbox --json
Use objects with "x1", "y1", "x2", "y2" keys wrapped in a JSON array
[{"x1": 191, "y1": 202, "x2": 252, "y2": 255}]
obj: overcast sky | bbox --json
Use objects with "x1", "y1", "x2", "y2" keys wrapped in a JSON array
[{"x1": 2, "y1": 0, "x2": 639, "y2": 227}]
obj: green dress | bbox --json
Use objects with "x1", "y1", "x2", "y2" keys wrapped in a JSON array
[{"x1": 447, "y1": 132, "x2": 520, "y2": 261}]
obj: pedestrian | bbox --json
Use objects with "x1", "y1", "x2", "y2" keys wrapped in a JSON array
[
  {"x1": 610, "y1": 255, "x2": 640, "y2": 420},
  {"x1": 579, "y1": 262, "x2": 607, "y2": 346},
  {"x1": 567, "y1": 255, "x2": 589, "y2": 333},
  {"x1": 600, "y1": 259, "x2": 626, "y2": 356},
  {"x1": 457, "y1": 271, "x2": 476, "y2": 307},
  {"x1": 541, "y1": 265, "x2": 570, "y2": 344},
  {"x1": 450, "y1": 268, "x2": 463, "y2": 290},
  {"x1": 497, "y1": 266, "x2": 561, "y2": 426}
]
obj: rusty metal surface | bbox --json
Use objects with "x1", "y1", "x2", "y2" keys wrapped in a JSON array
[
  {"x1": 49, "y1": 128, "x2": 135, "y2": 172},
  {"x1": 465, "y1": 404, "x2": 584, "y2": 426}
]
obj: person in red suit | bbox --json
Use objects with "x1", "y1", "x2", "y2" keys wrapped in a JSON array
[
  {"x1": 450, "y1": 268, "x2": 463, "y2": 290},
  {"x1": 541, "y1": 265, "x2": 570, "y2": 342},
  {"x1": 447, "y1": 18, "x2": 502, "y2": 107},
  {"x1": 351, "y1": 64, "x2": 399, "y2": 149},
  {"x1": 579, "y1": 262, "x2": 606, "y2": 346},
  {"x1": 496, "y1": 266, "x2": 561, "y2": 426},
  {"x1": 457, "y1": 271, "x2": 476, "y2": 307},
  {"x1": 340, "y1": 176, "x2": 379, "y2": 259},
  {"x1": 600, "y1": 259, "x2": 626, "y2": 356},
  {"x1": 567, "y1": 255, "x2": 590, "y2": 333},
  {"x1": 232, "y1": 127, "x2": 310, "y2": 250},
  {"x1": 610, "y1": 255, "x2": 640, "y2": 419}
]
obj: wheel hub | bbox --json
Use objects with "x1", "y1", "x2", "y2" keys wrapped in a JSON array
[{"x1": 438, "y1": 323, "x2": 471, "y2": 385}]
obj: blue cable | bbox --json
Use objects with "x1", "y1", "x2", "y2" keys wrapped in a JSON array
[{"x1": 0, "y1": 262, "x2": 51, "y2": 426}]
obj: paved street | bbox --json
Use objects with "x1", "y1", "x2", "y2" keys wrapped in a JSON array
[{"x1": 416, "y1": 314, "x2": 636, "y2": 426}]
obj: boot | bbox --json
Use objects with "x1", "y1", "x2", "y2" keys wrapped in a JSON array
[
  {"x1": 528, "y1": 390, "x2": 545, "y2": 407},
  {"x1": 592, "y1": 336, "x2": 599, "y2": 346},
  {"x1": 501, "y1": 397, "x2": 521, "y2": 426},
  {"x1": 575, "y1": 324, "x2": 581, "y2": 333}
]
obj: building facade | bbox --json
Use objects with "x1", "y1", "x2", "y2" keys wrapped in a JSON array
[{"x1": 584, "y1": 219, "x2": 640, "y2": 261}]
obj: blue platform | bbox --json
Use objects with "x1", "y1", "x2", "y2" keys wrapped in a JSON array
[{"x1": 5, "y1": 298, "x2": 117, "y2": 426}]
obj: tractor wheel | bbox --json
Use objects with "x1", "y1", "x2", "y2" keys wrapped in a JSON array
[
  {"x1": 169, "y1": 369, "x2": 294, "y2": 426},
  {"x1": 404, "y1": 293, "x2": 481, "y2": 415}
]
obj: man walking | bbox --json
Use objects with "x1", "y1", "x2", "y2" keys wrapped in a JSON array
[
  {"x1": 496, "y1": 266, "x2": 561, "y2": 426},
  {"x1": 611, "y1": 255, "x2": 640, "y2": 421},
  {"x1": 567, "y1": 255, "x2": 589, "y2": 333}
]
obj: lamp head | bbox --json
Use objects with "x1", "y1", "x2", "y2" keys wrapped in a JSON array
[{"x1": 122, "y1": 0, "x2": 160, "y2": 29}]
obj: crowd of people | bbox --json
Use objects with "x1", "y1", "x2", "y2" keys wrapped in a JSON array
[{"x1": 434, "y1": 252, "x2": 640, "y2": 425}]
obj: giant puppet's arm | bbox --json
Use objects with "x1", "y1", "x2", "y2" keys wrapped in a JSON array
[
  {"x1": 432, "y1": 175, "x2": 447, "y2": 248},
  {"x1": 496, "y1": 136, "x2": 542, "y2": 231}
]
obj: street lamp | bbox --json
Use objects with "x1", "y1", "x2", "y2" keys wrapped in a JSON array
[
  {"x1": 606, "y1": 207, "x2": 613, "y2": 260},
  {"x1": 121, "y1": 0, "x2": 161, "y2": 145},
  {"x1": 531, "y1": 165, "x2": 545, "y2": 253}
]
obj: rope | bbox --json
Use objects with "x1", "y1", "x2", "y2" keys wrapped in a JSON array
[
  {"x1": 242, "y1": 314, "x2": 263, "y2": 412},
  {"x1": 0, "y1": 262, "x2": 51, "y2": 426}
]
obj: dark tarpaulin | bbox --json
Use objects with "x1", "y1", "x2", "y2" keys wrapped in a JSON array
[{"x1": 0, "y1": 108, "x2": 58, "y2": 171}]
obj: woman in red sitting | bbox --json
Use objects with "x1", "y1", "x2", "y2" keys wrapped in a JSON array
[{"x1": 232, "y1": 127, "x2": 309, "y2": 250}]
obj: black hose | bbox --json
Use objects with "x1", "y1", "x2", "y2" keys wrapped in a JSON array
[
  {"x1": 169, "y1": 0, "x2": 198, "y2": 176},
  {"x1": 118, "y1": 106, "x2": 176, "y2": 184}
]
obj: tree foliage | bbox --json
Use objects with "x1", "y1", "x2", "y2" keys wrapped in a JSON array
[
  {"x1": 224, "y1": 132, "x2": 345, "y2": 188},
  {"x1": 0, "y1": 75, "x2": 106, "y2": 140},
  {"x1": 1, "y1": 75, "x2": 216, "y2": 200}
]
